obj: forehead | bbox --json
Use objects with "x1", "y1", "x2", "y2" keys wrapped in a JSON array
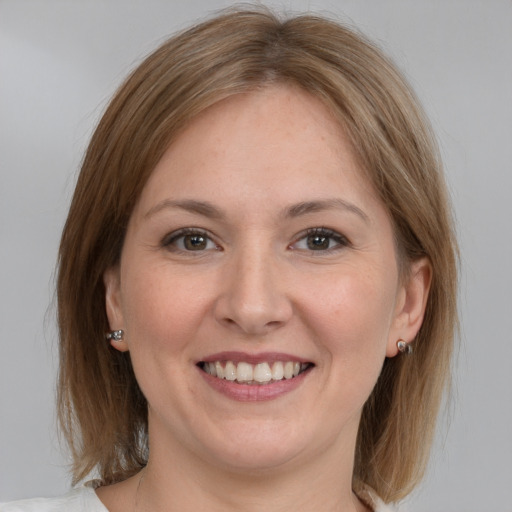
[{"x1": 134, "y1": 84, "x2": 380, "y2": 217}]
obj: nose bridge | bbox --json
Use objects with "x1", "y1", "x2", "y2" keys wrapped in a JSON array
[{"x1": 215, "y1": 235, "x2": 292, "y2": 334}]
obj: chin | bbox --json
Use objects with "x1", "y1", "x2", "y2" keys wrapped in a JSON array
[
  {"x1": 204, "y1": 438, "x2": 308, "y2": 474},
  {"x1": 196, "y1": 414, "x2": 345, "y2": 475}
]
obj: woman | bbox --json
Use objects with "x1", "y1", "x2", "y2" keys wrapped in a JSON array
[{"x1": 2, "y1": 7, "x2": 458, "y2": 512}]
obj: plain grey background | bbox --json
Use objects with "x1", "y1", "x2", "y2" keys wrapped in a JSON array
[{"x1": 1, "y1": 1, "x2": 511, "y2": 510}]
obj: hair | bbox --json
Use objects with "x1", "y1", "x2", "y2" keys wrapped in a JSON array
[{"x1": 57, "y1": 6, "x2": 458, "y2": 503}]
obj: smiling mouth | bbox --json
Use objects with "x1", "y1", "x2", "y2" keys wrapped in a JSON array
[{"x1": 198, "y1": 360, "x2": 313, "y2": 385}]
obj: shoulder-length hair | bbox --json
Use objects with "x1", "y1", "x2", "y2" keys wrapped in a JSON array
[{"x1": 57, "y1": 7, "x2": 458, "y2": 503}]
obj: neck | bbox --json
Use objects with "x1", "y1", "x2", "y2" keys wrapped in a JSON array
[
  {"x1": 137, "y1": 465, "x2": 364, "y2": 512},
  {"x1": 134, "y1": 421, "x2": 367, "y2": 512}
]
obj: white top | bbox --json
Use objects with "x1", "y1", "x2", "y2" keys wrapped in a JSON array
[
  {"x1": 0, "y1": 487, "x2": 107, "y2": 512},
  {"x1": 1, "y1": 485, "x2": 396, "y2": 512}
]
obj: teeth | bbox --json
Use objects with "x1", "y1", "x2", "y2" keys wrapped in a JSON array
[
  {"x1": 284, "y1": 361, "x2": 294, "y2": 379},
  {"x1": 271, "y1": 361, "x2": 284, "y2": 380},
  {"x1": 236, "y1": 362, "x2": 253, "y2": 382},
  {"x1": 224, "y1": 361, "x2": 237, "y2": 381},
  {"x1": 215, "y1": 361, "x2": 224, "y2": 379},
  {"x1": 205, "y1": 362, "x2": 217, "y2": 377},
  {"x1": 253, "y1": 362, "x2": 272, "y2": 383},
  {"x1": 202, "y1": 360, "x2": 310, "y2": 384}
]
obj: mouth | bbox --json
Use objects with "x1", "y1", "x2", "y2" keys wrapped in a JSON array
[{"x1": 197, "y1": 360, "x2": 313, "y2": 385}]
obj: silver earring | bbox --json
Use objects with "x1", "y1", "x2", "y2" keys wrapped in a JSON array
[
  {"x1": 397, "y1": 339, "x2": 412, "y2": 355},
  {"x1": 106, "y1": 329, "x2": 124, "y2": 342}
]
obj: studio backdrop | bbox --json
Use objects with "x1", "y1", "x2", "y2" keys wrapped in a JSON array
[{"x1": 1, "y1": 1, "x2": 511, "y2": 511}]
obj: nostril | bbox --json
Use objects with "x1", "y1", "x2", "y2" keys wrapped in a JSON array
[{"x1": 213, "y1": 271, "x2": 293, "y2": 335}]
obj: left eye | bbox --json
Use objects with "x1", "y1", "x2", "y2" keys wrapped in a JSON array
[
  {"x1": 291, "y1": 228, "x2": 349, "y2": 251},
  {"x1": 162, "y1": 229, "x2": 218, "y2": 252}
]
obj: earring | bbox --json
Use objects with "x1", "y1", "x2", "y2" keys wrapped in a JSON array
[
  {"x1": 106, "y1": 329, "x2": 124, "y2": 342},
  {"x1": 397, "y1": 339, "x2": 413, "y2": 355}
]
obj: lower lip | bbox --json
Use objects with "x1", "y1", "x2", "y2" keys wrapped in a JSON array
[{"x1": 198, "y1": 367, "x2": 311, "y2": 402}]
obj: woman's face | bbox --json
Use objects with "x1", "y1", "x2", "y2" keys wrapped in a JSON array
[{"x1": 105, "y1": 84, "x2": 429, "y2": 474}]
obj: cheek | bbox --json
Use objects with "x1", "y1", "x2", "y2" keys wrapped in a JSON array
[
  {"x1": 298, "y1": 265, "x2": 397, "y2": 363},
  {"x1": 120, "y1": 262, "x2": 212, "y2": 359},
  {"x1": 117, "y1": 262, "x2": 215, "y2": 411}
]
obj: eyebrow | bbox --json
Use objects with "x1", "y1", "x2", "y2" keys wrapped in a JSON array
[
  {"x1": 284, "y1": 199, "x2": 369, "y2": 222},
  {"x1": 144, "y1": 197, "x2": 369, "y2": 223},
  {"x1": 144, "y1": 199, "x2": 225, "y2": 220}
]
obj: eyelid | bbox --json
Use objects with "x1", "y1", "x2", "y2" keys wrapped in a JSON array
[
  {"x1": 161, "y1": 227, "x2": 221, "y2": 252},
  {"x1": 290, "y1": 227, "x2": 351, "y2": 252},
  {"x1": 160, "y1": 226, "x2": 350, "y2": 254}
]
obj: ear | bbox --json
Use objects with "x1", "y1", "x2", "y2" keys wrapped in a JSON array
[
  {"x1": 387, "y1": 257, "x2": 432, "y2": 357},
  {"x1": 104, "y1": 266, "x2": 129, "y2": 352}
]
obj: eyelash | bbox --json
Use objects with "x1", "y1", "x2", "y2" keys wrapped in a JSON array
[
  {"x1": 291, "y1": 227, "x2": 350, "y2": 253},
  {"x1": 161, "y1": 227, "x2": 350, "y2": 254},
  {"x1": 161, "y1": 228, "x2": 220, "y2": 253}
]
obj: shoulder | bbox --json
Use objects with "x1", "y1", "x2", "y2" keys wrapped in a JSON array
[{"x1": 0, "y1": 487, "x2": 108, "y2": 512}]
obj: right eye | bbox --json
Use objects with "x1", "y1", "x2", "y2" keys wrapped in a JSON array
[{"x1": 162, "y1": 229, "x2": 220, "y2": 252}]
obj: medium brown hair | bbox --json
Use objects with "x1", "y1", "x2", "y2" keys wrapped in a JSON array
[{"x1": 57, "y1": 7, "x2": 458, "y2": 503}]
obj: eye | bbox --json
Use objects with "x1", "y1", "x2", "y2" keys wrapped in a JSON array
[
  {"x1": 162, "y1": 228, "x2": 219, "y2": 252},
  {"x1": 291, "y1": 228, "x2": 350, "y2": 252}
]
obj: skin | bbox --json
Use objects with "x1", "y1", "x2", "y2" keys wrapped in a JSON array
[{"x1": 99, "y1": 84, "x2": 431, "y2": 512}]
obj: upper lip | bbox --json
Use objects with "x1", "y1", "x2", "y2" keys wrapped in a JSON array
[{"x1": 198, "y1": 351, "x2": 313, "y2": 365}]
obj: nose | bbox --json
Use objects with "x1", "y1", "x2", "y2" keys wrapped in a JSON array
[{"x1": 213, "y1": 245, "x2": 293, "y2": 336}]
